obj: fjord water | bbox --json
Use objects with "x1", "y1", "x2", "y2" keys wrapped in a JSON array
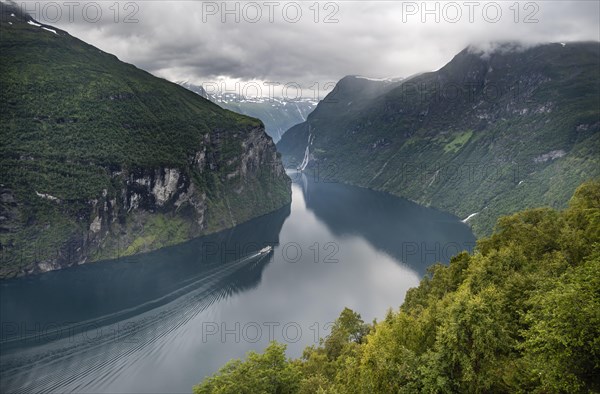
[{"x1": 0, "y1": 172, "x2": 474, "y2": 393}]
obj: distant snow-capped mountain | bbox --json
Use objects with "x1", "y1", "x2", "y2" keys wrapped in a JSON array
[{"x1": 178, "y1": 81, "x2": 318, "y2": 142}]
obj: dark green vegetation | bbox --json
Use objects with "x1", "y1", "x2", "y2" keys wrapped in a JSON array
[
  {"x1": 194, "y1": 180, "x2": 600, "y2": 393},
  {"x1": 178, "y1": 82, "x2": 317, "y2": 143},
  {"x1": 278, "y1": 43, "x2": 600, "y2": 236},
  {"x1": 0, "y1": 5, "x2": 290, "y2": 278}
]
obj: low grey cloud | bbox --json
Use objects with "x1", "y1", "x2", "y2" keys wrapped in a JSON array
[{"x1": 14, "y1": 0, "x2": 600, "y2": 96}]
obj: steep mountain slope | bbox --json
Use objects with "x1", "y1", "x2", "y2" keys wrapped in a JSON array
[
  {"x1": 178, "y1": 82, "x2": 317, "y2": 142},
  {"x1": 279, "y1": 75, "x2": 402, "y2": 163},
  {"x1": 278, "y1": 43, "x2": 600, "y2": 235},
  {"x1": 0, "y1": 5, "x2": 291, "y2": 278}
]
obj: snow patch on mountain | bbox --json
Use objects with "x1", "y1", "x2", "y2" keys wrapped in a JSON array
[{"x1": 42, "y1": 27, "x2": 57, "y2": 35}]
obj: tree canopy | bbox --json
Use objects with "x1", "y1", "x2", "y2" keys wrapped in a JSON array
[{"x1": 194, "y1": 180, "x2": 600, "y2": 393}]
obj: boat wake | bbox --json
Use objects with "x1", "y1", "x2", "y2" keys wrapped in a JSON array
[{"x1": 0, "y1": 248, "x2": 272, "y2": 393}]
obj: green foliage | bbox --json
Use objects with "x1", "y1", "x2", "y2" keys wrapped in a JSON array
[
  {"x1": 322, "y1": 308, "x2": 370, "y2": 360},
  {"x1": 193, "y1": 342, "x2": 301, "y2": 394},
  {"x1": 119, "y1": 214, "x2": 191, "y2": 256},
  {"x1": 521, "y1": 253, "x2": 600, "y2": 393},
  {"x1": 441, "y1": 130, "x2": 473, "y2": 153},
  {"x1": 195, "y1": 180, "x2": 600, "y2": 393}
]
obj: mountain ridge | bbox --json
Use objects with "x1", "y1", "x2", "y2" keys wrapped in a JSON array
[{"x1": 277, "y1": 41, "x2": 600, "y2": 235}]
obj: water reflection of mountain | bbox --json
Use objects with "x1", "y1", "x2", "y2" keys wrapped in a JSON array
[
  {"x1": 295, "y1": 172, "x2": 476, "y2": 275},
  {"x1": 0, "y1": 204, "x2": 291, "y2": 345}
]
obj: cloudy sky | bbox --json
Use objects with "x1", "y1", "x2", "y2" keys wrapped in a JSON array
[{"x1": 18, "y1": 0, "x2": 600, "y2": 98}]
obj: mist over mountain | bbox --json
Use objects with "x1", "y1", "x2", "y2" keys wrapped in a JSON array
[{"x1": 278, "y1": 42, "x2": 600, "y2": 235}]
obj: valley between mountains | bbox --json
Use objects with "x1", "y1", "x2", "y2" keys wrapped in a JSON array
[
  {"x1": 1, "y1": 4, "x2": 598, "y2": 278},
  {"x1": 0, "y1": 2, "x2": 599, "y2": 393}
]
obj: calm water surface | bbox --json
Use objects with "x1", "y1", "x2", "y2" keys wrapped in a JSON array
[{"x1": 0, "y1": 172, "x2": 475, "y2": 393}]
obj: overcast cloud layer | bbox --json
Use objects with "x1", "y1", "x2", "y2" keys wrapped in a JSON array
[{"x1": 15, "y1": 0, "x2": 600, "y2": 97}]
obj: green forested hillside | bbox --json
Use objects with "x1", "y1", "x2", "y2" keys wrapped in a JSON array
[
  {"x1": 0, "y1": 5, "x2": 290, "y2": 277},
  {"x1": 194, "y1": 180, "x2": 600, "y2": 393},
  {"x1": 277, "y1": 43, "x2": 600, "y2": 236}
]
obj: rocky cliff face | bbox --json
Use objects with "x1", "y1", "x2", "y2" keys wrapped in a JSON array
[
  {"x1": 2, "y1": 125, "x2": 288, "y2": 277},
  {"x1": 0, "y1": 6, "x2": 290, "y2": 278}
]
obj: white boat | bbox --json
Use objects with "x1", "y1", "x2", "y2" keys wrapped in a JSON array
[{"x1": 258, "y1": 246, "x2": 273, "y2": 254}]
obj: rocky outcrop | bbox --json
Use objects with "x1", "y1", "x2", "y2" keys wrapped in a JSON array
[
  {"x1": 152, "y1": 168, "x2": 180, "y2": 206},
  {"x1": 0, "y1": 123, "x2": 289, "y2": 278}
]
